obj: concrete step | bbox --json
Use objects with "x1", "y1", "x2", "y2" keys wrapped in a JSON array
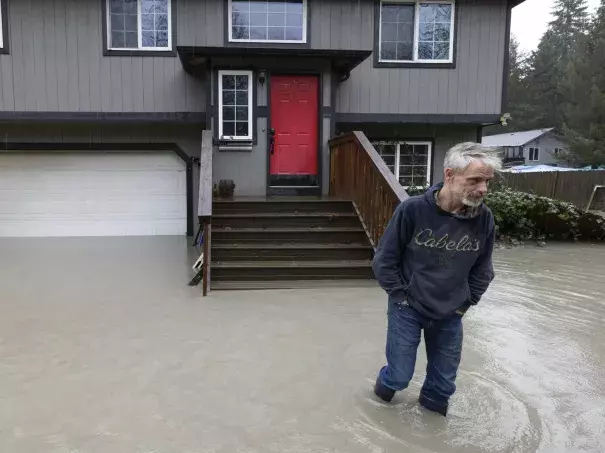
[{"x1": 211, "y1": 279, "x2": 378, "y2": 291}]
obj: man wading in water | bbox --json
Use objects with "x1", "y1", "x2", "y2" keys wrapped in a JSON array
[{"x1": 372, "y1": 142, "x2": 501, "y2": 416}]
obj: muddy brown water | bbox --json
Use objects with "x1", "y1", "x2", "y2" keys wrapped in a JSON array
[{"x1": 0, "y1": 238, "x2": 603, "y2": 452}]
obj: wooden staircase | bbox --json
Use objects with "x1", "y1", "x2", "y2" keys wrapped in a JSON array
[{"x1": 210, "y1": 199, "x2": 375, "y2": 290}]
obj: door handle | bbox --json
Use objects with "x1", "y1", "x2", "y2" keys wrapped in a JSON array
[{"x1": 269, "y1": 128, "x2": 276, "y2": 155}]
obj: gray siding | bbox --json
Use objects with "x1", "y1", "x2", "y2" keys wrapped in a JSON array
[
  {"x1": 0, "y1": 0, "x2": 205, "y2": 113},
  {"x1": 524, "y1": 134, "x2": 568, "y2": 166},
  {"x1": 336, "y1": 0, "x2": 508, "y2": 115}
]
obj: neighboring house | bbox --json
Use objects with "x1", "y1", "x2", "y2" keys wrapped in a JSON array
[
  {"x1": 482, "y1": 128, "x2": 569, "y2": 167},
  {"x1": 0, "y1": 0, "x2": 522, "y2": 239}
]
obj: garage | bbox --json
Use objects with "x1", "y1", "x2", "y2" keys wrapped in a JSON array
[{"x1": 0, "y1": 151, "x2": 187, "y2": 237}]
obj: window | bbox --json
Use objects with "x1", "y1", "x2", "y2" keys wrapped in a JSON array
[
  {"x1": 528, "y1": 147, "x2": 540, "y2": 162},
  {"x1": 106, "y1": 0, "x2": 172, "y2": 51},
  {"x1": 218, "y1": 70, "x2": 253, "y2": 141},
  {"x1": 229, "y1": 0, "x2": 307, "y2": 43},
  {"x1": 0, "y1": 0, "x2": 6, "y2": 51},
  {"x1": 553, "y1": 147, "x2": 563, "y2": 156},
  {"x1": 372, "y1": 141, "x2": 432, "y2": 188},
  {"x1": 378, "y1": 1, "x2": 455, "y2": 64}
]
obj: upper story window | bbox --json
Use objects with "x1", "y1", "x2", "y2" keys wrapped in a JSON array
[
  {"x1": 228, "y1": 0, "x2": 307, "y2": 43},
  {"x1": 107, "y1": 0, "x2": 172, "y2": 51},
  {"x1": 373, "y1": 140, "x2": 432, "y2": 188},
  {"x1": 378, "y1": 1, "x2": 455, "y2": 64},
  {"x1": 218, "y1": 70, "x2": 254, "y2": 141}
]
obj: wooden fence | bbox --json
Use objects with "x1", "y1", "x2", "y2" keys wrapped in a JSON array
[{"x1": 499, "y1": 170, "x2": 605, "y2": 209}]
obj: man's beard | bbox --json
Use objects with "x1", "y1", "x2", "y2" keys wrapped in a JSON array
[{"x1": 462, "y1": 194, "x2": 484, "y2": 208}]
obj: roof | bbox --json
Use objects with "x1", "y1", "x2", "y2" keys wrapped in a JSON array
[
  {"x1": 176, "y1": 46, "x2": 372, "y2": 77},
  {"x1": 481, "y1": 128, "x2": 555, "y2": 147}
]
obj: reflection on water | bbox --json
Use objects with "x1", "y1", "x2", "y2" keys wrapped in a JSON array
[{"x1": 354, "y1": 243, "x2": 605, "y2": 453}]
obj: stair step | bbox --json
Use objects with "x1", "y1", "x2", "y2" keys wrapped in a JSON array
[
  {"x1": 212, "y1": 227, "x2": 368, "y2": 244},
  {"x1": 213, "y1": 212, "x2": 359, "y2": 229},
  {"x1": 211, "y1": 279, "x2": 378, "y2": 291},
  {"x1": 212, "y1": 243, "x2": 373, "y2": 261},
  {"x1": 213, "y1": 200, "x2": 354, "y2": 215},
  {"x1": 211, "y1": 260, "x2": 374, "y2": 281}
]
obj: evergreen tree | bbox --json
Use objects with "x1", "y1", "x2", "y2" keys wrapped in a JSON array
[
  {"x1": 524, "y1": 0, "x2": 590, "y2": 130},
  {"x1": 562, "y1": 0, "x2": 605, "y2": 166}
]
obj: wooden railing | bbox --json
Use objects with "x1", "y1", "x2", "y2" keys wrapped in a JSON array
[
  {"x1": 329, "y1": 131, "x2": 408, "y2": 248},
  {"x1": 199, "y1": 130, "x2": 213, "y2": 296}
]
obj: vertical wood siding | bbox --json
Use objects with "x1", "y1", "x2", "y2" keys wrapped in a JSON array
[{"x1": 0, "y1": 0, "x2": 205, "y2": 113}]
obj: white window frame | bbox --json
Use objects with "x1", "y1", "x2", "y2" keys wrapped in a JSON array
[
  {"x1": 228, "y1": 0, "x2": 308, "y2": 44},
  {"x1": 0, "y1": 0, "x2": 4, "y2": 50},
  {"x1": 218, "y1": 70, "x2": 254, "y2": 142},
  {"x1": 374, "y1": 140, "x2": 432, "y2": 188},
  {"x1": 528, "y1": 147, "x2": 540, "y2": 162},
  {"x1": 378, "y1": 0, "x2": 456, "y2": 64},
  {"x1": 106, "y1": 0, "x2": 173, "y2": 52}
]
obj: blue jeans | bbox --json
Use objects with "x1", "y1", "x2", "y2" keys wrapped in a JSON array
[{"x1": 378, "y1": 300, "x2": 463, "y2": 409}]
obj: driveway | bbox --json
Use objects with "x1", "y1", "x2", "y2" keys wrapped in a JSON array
[{"x1": 0, "y1": 237, "x2": 604, "y2": 453}]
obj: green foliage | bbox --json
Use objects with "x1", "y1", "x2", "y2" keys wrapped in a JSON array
[
  {"x1": 485, "y1": 187, "x2": 605, "y2": 241},
  {"x1": 403, "y1": 185, "x2": 605, "y2": 241}
]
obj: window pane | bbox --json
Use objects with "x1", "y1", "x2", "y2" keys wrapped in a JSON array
[
  {"x1": 380, "y1": 3, "x2": 415, "y2": 62},
  {"x1": 142, "y1": 0, "x2": 168, "y2": 14},
  {"x1": 250, "y1": 1, "x2": 268, "y2": 12},
  {"x1": 232, "y1": 26, "x2": 249, "y2": 39},
  {"x1": 268, "y1": 13, "x2": 286, "y2": 26},
  {"x1": 396, "y1": 42, "x2": 413, "y2": 61},
  {"x1": 223, "y1": 122, "x2": 235, "y2": 136},
  {"x1": 269, "y1": 27, "x2": 286, "y2": 40},
  {"x1": 110, "y1": 0, "x2": 124, "y2": 14},
  {"x1": 142, "y1": 14, "x2": 154, "y2": 31},
  {"x1": 231, "y1": 1, "x2": 249, "y2": 13},
  {"x1": 418, "y1": 42, "x2": 433, "y2": 59},
  {"x1": 125, "y1": 31, "x2": 138, "y2": 47},
  {"x1": 222, "y1": 90, "x2": 235, "y2": 106},
  {"x1": 250, "y1": 12, "x2": 268, "y2": 26},
  {"x1": 399, "y1": 144, "x2": 429, "y2": 187},
  {"x1": 267, "y1": 1, "x2": 286, "y2": 13},
  {"x1": 235, "y1": 75, "x2": 248, "y2": 90},
  {"x1": 111, "y1": 31, "x2": 125, "y2": 48},
  {"x1": 156, "y1": 31, "x2": 168, "y2": 47},
  {"x1": 223, "y1": 75, "x2": 236, "y2": 90},
  {"x1": 223, "y1": 107, "x2": 235, "y2": 121},
  {"x1": 236, "y1": 122, "x2": 249, "y2": 137},
  {"x1": 286, "y1": 1, "x2": 303, "y2": 14},
  {"x1": 250, "y1": 26, "x2": 267, "y2": 40},
  {"x1": 286, "y1": 13, "x2": 303, "y2": 27},
  {"x1": 156, "y1": 14, "x2": 169, "y2": 31},
  {"x1": 124, "y1": 0, "x2": 137, "y2": 14},
  {"x1": 125, "y1": 14, "x2": 138, "y2": 31},
  {"x1": 236, "y1": 107, "x2": 249, "y2": 121},
  {"x1": 232, "y1": 11, "x2": 249, "y2": 26},
  {"x1": 236, "y1": 90, "x2": 249, "y2": 106},
  {"x1": 284, "y1": 27, "x2": 302, "y2": 41},
  {"x1": 380, "y1": 42, "x2": 396, "y2": 60},
  {"x1": 417, "y1": 3, "x2": 452, "y2": 61},
  {"x1": 111, "y1": 14, "x2": 125, "y2": 31},
  {"x1": 142, "y1": 30, "x2": 155, "y2": 47}
]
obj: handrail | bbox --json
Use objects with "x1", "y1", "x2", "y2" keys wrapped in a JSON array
[
  {"x1": 328, "y1": 131, "x2": 408, "y2": 248},
  {"x1": 199, "y1": 130, "x2": 213, "y2": 296}
]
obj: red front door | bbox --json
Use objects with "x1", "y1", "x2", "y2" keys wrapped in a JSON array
[{"x1": 269, "y1": 75, "x2": 319, "y2": 185}]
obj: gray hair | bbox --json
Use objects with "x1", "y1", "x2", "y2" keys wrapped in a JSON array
[{"x1": 444, "y1": 142, "x2": 502, "y2": 172}]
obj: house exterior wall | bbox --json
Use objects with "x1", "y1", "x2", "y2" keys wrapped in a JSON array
[
  {"x1": 0, "y1": 0, "x2": 509, "y2": 118},
  {"x1": 523, "y1": 133, "x2": 568, "y2": 166},
  {"x1": 335, "y1": 0, "x2": 508, "y2": 115},
  {"x1": 0, "y1": 0, "x2": 205, "y2": 114}
]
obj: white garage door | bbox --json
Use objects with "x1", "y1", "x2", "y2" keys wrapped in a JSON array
[{"x1": 0, "y1": 152, "x2": 187, "y2": 237}]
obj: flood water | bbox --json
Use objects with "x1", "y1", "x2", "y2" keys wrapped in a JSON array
[
  {"x1": 0, "y1": 238, "x2": 604, "y2": 452},
  {"x1": 353, "y1": 243, "x2": 605, "y2": 453}
]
